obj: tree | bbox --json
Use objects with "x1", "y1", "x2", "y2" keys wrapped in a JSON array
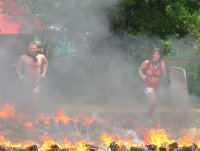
[{"x1": 107, "y1": 0, "x2": 200, "y2": 39}]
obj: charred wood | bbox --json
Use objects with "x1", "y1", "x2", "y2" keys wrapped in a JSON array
[
  {"x1": 191, "y1": 143, "x2": 198, "y2": 151},
  {"x1": 130, "y1": 147, "x2": 144, "y2": 151},
  {"x1": 85, "y1": 144, "x2": 98, "y2": 151},
  {"x1": 145, "y1": 145, "x2": 157, "y2": 151},
  {"x1": 48, "y1": 144, "x2": 60, "y2": 151},
  {"x1": 175, "y1": 144, "x2": 199, "y2": 151},
  {"x1": 25, "y1": 145, "x2": 38, "y2": 151},
  {"x1": 159, "y1": 146, "x2": 167, "y2": 151},
  {"x1": 121, "y1": 145, "x2": 130, "y2": 151},
  {"x1": 169, "y1": 142, "x2": 178, "y2": 151},
  {"x1": 110, "y1": 141, "x2": 120, "y2": 151},
  {"x1": 0, "y1": 145, "x2": 14, "y2": 151},
  {"x1": 47, "y1": 144, "x2": 69, "y2": 151}
]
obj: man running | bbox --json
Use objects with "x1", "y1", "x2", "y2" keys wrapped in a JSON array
[{"x1": 16, "y1": 41, "x2": 48, "y2": 102}]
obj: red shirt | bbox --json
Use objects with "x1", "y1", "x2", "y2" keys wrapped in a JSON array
[{"x1": 143, "y1": 60, "x2": 163, "y2": 89}]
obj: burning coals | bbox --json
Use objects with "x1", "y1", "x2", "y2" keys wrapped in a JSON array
[{"x1": 0, "y1": 141, "x2": 199, "y2": 151}]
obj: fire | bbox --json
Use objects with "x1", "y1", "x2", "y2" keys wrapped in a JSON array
[
  {"x1": 54, "y1": 110, "x2": 70, "y2": 124},
  {"x1": 0, "y1": 103, "x2": 200, "y2": 150},
  {"x1": 143, "y1": 128, "x2": 174, "y2": 147},
  {"x1": 39, "y1": 135, "x2": 90, "y2": 151},
  {"x1": 77, "y1": 113, "x2": 95, "y2": 125},
  {"x1": 71, "y1": 113, "x2": 95, "y2": 125},
  {"x1": 71, "y1": 140, "x2": 88, "y2": 151},
  {"x1": 23, "y1": 121, "x2": 34, "y2": 128},
  {"x1": 35, "y1": 113, "x2": 51, "y2": 125},
  {"x1": 0, "y1": 134, "x2": 6, "y2": 143},
  {"x1": 99, "y1": 132, "x2": 114, "y2": 147},
  {"x1": 0, "y1": 134, "x2": 35, "y2": 148},
  {"x1": 177, "y1": 135, "x2": 193, "y2": 146},
  {"x1": 39, "y1": 135, "x2": 60, "y2": 150},
  {"x1": 0, "y1": 103, "x2": 24, "y2": 118}
]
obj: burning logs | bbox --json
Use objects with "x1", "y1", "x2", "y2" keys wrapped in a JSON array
[
  {"x1": 0, "y1": 146, "x2": 12, "y2": 151},
  {"x1": 159, "y1": 146, "x2": 167, "y2": 151},
  {"x1": 145, "y1": 145, "x2": 157, "y2": 151},
  {"x1": 25, "y1": 145, "x2": 38, "y2": 151},
  {"x1": 169, "y1": 142, "x2": 178, "y2": 151},
  {"x1": 130, "y1": 147, "x2": 144, "y2": 151},
  {"x1": 175, "y1": 144, "x2": 198, "y2": 151},
  {"x1": 130, "y1": 143, "x2": 199, "y2": 151},
  {"x1": 0, "y1": 143, "x2": 199, "y2": 151},
  {"x1": 110, "y1": 141, "x2": 120, "y2": 151},
  {"x1": 47, "y1": 144, "x2": 68, "y2": 151},
  {"x1": 130, "y1": 145, "x2": 157, "y2": 151},
  {"x1": 85, "y1": 144, "x2": 98, "y2": 151}
]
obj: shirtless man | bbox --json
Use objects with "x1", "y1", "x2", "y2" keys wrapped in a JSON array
[{"x1": 16, "y1": 41, "x2": 48, "y2": 102}]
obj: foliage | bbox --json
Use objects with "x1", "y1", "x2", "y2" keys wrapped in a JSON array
[{"x1": 107, "y1": 0, "x2": 200, "y2": 39}]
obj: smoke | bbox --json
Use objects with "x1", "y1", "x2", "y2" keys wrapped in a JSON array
[
  {"x1": 38, "y1": 0, "x2": 142, "y2": 109},
  {"x1": 0, "y1": 0, "x2": 199, "y2": 143}
]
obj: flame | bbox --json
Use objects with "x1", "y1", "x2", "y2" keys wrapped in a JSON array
[
  {"x1": 177, "y1": 135, "x2": 194, "y2": 146},
  {"x1": 0, "y1": 134, "x2": 6, "y2": 142},
  {"x1": 0, "y1": 134, "x2": 35, "y2": 148},
  {"x1": 78, "y1": 113, "x2": 95, "y2": 125},
  {"x1": 178, "y1": 128, "x2": 200, "y2": 146},
  {"x1": 54, "y1": 110, "x2": 70, "y2": 124},
  {"x1": 23, "y1": 121, "x2": 33, "y2": 128},
  {"x1": 0, "y1": 103, "x2": 24, "y2": 118},
  {"x1": 39, "y1": 135, "x2": 60, "y2": 150},
  {"x1": 39, "y1": 135, "x2": 89, "y2": 151},
  {"x1": 71, "y1": 140, "x2": 87, "y2": 151},
  {"x1": 35, "y1": 113, "x2": 51, "y2": 125},
  {"x1": 1, "y1": 103, "x2": 200, "y2": 150},
  {"x1": 99, "y1": 132, "x2": 114, "y2": 147},
  {"x1": 72, "y1": 113, "x2": 95, "y2": 125},
  {"x1": 143, "y1": 128, "x2": 174, "y2": 147}
]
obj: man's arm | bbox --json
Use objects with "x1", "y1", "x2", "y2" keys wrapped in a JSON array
[
  {"x1": 40, "y1": 55, "x2": 48, "y2": 79},
  {"x1": 16, "y1": 55, "x2": 25, "y2": 79}
]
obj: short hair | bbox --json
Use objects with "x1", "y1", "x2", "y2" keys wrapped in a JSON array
[{"x1": 28, "y1": 41, "x2": 38, "y2": 47}]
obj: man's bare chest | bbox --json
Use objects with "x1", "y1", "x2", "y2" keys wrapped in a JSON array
[{"x1": 24, "y1": 56, "x2": 42, "y2": 70}]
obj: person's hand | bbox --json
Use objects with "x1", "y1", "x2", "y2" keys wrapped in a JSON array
[
  {"x1": 151, "y1": 77, "x2": 158, "y2": 84},
  {"x1": 142, "y1": 75, "x2": 146, "y2": 80}
]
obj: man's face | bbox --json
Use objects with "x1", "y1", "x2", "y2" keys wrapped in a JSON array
[{"x1": 28, "y1": 44, "x2": 37, "y2": 56}]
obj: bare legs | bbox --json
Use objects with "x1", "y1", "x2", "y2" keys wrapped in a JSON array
[
  {"x1": 143, "y1": 87, "x2": 158, "y2": 126},
  {"x1": 146, "y1": 91, "x2": 157, "y2": 118}
]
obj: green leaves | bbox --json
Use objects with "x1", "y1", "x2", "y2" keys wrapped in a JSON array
[{"x1": 108, "y1": 0, "x2": 200, "y2": 39}]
